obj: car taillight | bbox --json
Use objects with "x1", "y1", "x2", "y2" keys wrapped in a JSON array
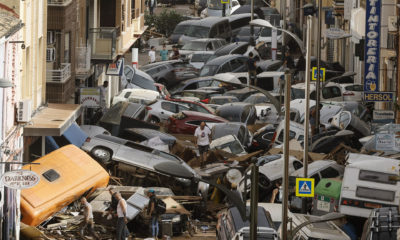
[
  {"x1": 201, "y1": 98, "x2": 210, "y2": 104},
  {"x1": 85, "y1": 137, "x2": 91, "y2": 142},
  {"x1": 146, "y1": 106, "x2": 152, "y2": 110},
  {"x1": 252, "y1": 140, "x2": 259, "y2": 147},
  {"x1": 271, "y1": 132, "x2": 277, "y2": 143},
  {"x1": 343, "y1": 91, "x2": 355, "y2": 96}
]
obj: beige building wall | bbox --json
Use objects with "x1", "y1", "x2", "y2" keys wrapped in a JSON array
[{"x1": 20, "y1": 0, "x2": 47, "y2": 109}]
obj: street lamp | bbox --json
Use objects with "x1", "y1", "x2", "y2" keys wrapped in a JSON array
[{"x1": 249, "y1": 19, "x2": 305, "y2": 55}]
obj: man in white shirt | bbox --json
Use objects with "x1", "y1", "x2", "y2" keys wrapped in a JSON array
[
  {"x1": 194, "y1": 121, "x2": 211, "y2": 168},
  {"x1": 99, "y1": 80, "x2": 109, "y2": 111},
  {"x1": 148, "y1": 46, "x2": 156, "y2": 63},
  {"x1": 116, "y1": 192, "x2": 130, "y2": 240},
  {"x1": 80, "y1": 197, "x2": 99, "y2": 239}
]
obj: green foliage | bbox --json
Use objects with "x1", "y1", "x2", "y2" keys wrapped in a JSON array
[{"x1": 145, "y1": 9, "x2": 184, "y2": 37}]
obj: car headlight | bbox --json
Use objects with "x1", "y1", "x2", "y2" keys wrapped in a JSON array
[{"x1": 172, "y1": 215, "x2": 181, "y2": 223}]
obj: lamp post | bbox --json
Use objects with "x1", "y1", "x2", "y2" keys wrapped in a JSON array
[
  {"x1": 315, "y1": 0, "x2": 322, "y2": 135},
  {"x1": 250, "y1": 19, "x2": 305, "y2": 55}
]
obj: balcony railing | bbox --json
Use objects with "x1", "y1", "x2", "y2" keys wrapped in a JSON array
[
  {"x1": 89, "y1": 27, "x2": 117, "y2": 61},
  {"x1": 46, "y1": 63, "x2": 71, "y2": 83},
  {"x1": 48, "y1": 0, "x2": 73, "y2": 6},
  {"x1": 76, "y1": 46, "x2": 91, "y2": 76}
]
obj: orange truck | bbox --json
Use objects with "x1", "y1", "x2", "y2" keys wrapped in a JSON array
[{"x1": 21, "y1": 145, "x2": 109, "y2": 226}]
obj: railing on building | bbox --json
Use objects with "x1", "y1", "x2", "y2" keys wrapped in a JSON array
[
  {"x1": 48, "y1": 0, "x2": 73, "y2": 7},
  {"x1": 76, "y1": 46, "x2": 91, "y2": 77},
  {"x1": 89, "y1": 27, "x2": 117, "y2": 61},
  {"x1": 46, "y1": 63, "x2": 71, "y2": 83}
]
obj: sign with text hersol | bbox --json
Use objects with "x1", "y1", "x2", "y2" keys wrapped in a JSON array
[
  {"x1": 364, "y1": 92, "x2": 395, "y2": 102},
  {"x1": 1, "y1": 170, "x2": 40, "y2": 189},
  {"x1": 80, "y1": 88, "x2": 101, "y2": 108},
  {"x1": 364, "y1": 0, "x2": 381, "y2": 92}
]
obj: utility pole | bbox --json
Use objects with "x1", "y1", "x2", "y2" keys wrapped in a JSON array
[
  {"x1": 397, "y1": 0, "x2": 400, "y2": 123},
  {"x1": 281, "y1": 71, "x2": 291, "y2": 240},
  {"x1": 250, "y1": 0, "x2": 255, "y2": 46},
  {"x1": 281, "y1": 0, "x2": 287, "y2": 58},
  {"x1": 249, "y1": 163, "x2": 259, "y2": 240},
  {"x1": 302, "y1": 15, "x2": 312, "y2": 214},
  {"x1": 315, "y1": 0, "x2": 322, "y2": 133},
  {"x1": 222, "y1": 2, "x2": 226, "y2": 17}
]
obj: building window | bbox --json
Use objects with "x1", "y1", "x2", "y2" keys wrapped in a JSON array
[{"x1": 64, "y1": 32, "x2": 70, "y2": 63}]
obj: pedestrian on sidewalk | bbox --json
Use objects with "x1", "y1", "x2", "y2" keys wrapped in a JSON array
[
  {"x1": 80, "y1": 197, "x2": 99, "y2": 239},
  {"x1": 148, "y1": 46, "x2": 156, "y2": 64},
  {"x1": 116, "y1": 192, "x2": 130, "y2": 240},
  {"x1": 247, "y1": 52, "x2": 257, "y2": 86},
  {"x1": 160, "y1": 44, "x2": 168, "y2": 61},
  {"x1": 194, "y1": 122, "x2": 211, "y2": 168},
  {"x1": 147, "y1": 0, "x2": 156, "y2": 15},
  {"x1": 147, "y1": 189, "x2": 160, "y2": 239},
  {"x1": 99, "y1": 80, "x2": 109, "y2": 112}
]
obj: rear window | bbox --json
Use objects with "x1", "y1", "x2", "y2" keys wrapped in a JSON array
[
  {"x1": 191, "y1": 54, "x2": 213, "y2": 63},
  {"x1": 173, "y1": 24, "x2": 190, "y2": 34},
  {"x1": 356, "y1": 186, "x2": 395, "y2": 202}
]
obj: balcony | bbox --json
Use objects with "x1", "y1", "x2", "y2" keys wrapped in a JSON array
[
  {"x1": 48, "y1": 0, "x2": 73, "y2": 7},
  {"x1": 76, "y1": 46, "x2": 92, "y2": 78},
  {"x1": 46, "y1": 63, "x2": 71, "y2": 83},
  {"x1": 89, "y1": 28, "x2": 117, "y2": 61}
]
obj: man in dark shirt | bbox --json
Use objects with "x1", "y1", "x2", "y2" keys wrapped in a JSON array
[
  {"x1": 147, "y1": 189, "x2": 159, "y2": 238},
  {"x1": 170, "y1": 45, "x2": 180, "y2": 60},
  {"x1": 247, "y1": 52, "x2": 257, "y2": 86}
]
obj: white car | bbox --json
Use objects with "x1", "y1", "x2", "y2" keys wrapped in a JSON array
[
  {"x1": 256, "y1": 27, "x2": 283, "y2": 45},
  {"x1": 147, "y1": 100, "x2": 190, "y2": 123},
  {"x1": 210, "y1": 135, "x2": 247, "y2": 156},
  {"x1": 291, "y1": 82, "x2": 344, "y2": 102},
  {"x1": 201, "y1": 0, "x2": 240, "y2": 17},
  {"x1": 340, "y1": 83, "x2": 363, "y2": 101},
  {"x1": 112, "y1": 89, "x2": 160, "y2": 106}
]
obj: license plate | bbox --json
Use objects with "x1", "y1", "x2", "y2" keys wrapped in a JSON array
[{"x1": 316, "y1": 200, "x2": 330, "y2": 212}]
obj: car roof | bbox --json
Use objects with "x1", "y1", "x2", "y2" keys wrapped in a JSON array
[
  {"x1": 177, "y1": 19, "x2": 197, "y2": 26},
  {"x1": 192, "y1": 16, "x2": 229, "y2": 27},
  {"x1": 187, "y1": 38, "x2": 224, "y2": 43},
  {"x1": 229, "y1": 206, "x2": 272, "y2": 231},
  {"x1": 214, "y1": 42, "x2": 248, "y2": 56},
  {"x1": 205, "y1": 54, "x2": 246, "y2": 65},
  {"x1": 181, "y1": 110, "x2": 226, "y2": 120},
  {"x1": 291, "y1": 160, "x2": 337, "y2": 177},
  {"x1": 211, "y1": 95, "x2": 238, "y2": 99},
  {"x1": 227, "y1": 13, "x2": 253, "y2": 22}
]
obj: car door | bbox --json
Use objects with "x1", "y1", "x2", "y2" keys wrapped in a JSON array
[
  {"x1": 160, "y1": 101, "x2": 179, "y2": 121},
  {"x1": 115, "y1": 141, "x2": 152, "y2": 168},
  {"x1": 217, "y1": 62, "x2": 232, "y2": 74}
]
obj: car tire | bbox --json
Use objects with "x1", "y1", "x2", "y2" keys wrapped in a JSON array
[
  {"x1": 150, "y1": 116, "x2": 160, "y2": 124},
  {"x1": 91, "y1": 147, "x2": 111, "y2": 164}
]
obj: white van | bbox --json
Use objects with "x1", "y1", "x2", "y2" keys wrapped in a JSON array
[{"x1": 339, "y1": 157, "x2": 400, "y2": 218}]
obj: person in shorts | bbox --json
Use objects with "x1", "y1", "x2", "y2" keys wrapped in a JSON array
[{"x1": 194, "y1": 122, "x2": 211, "y2": 167}]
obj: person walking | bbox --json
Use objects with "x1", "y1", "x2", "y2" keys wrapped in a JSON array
[
  {"x1": 80, "y1": 197, "x2": 99, "y2": 239},
  {"x1": 170, "y1": 45, "x2": 180, "y2": 60},
  {"x1": 160, "y1": 44, "x2": 168, "y2": 61},
  {"x1": 247, "y1": 52, "x2": 257, "y2": 86},
  {"x1": 147, "y1": 0, "x2": 156, "y2": 15},
  {"x1": 148, "y1": 46, "x2": 156, "y2": 63},
  {"x1": 147, "y1": 189, "x2": 159, "y2": 239},
  {"x1": 194, "y1": 122, "x2": 211, "y2": 168},
  {"x1": 99, "y1": 80, "x2": 109, "y2": 112},
  {"x1": 116, "y1": 192, "x2": 130, "y2": 240}
]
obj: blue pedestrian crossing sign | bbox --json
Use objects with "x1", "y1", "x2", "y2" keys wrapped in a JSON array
[
  {"x1": 311, "y1": 67, "x2": 325, "y2": 82},
  {"x1": 295, "y1": 178, "x2": 315, "y2": 197}
]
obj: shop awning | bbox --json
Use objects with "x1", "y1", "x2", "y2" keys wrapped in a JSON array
[{"x1": 23, "y1": 104, "x2": 82, "y2": 136}]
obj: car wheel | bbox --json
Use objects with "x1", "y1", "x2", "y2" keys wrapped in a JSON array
[
  {"x1": 150, "y1": 116, "x2": 160, "y2": 124},
  {"x1": 91, "y1": 147, "x2": 111, "y2": 164}
]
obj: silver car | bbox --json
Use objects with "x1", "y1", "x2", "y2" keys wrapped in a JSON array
[
  {"x1": 81, "y1": 134, "x2": 198, "y2": 178},
  {"x1": 147, "y1": 100, "x2": 190, "y2": 123}
]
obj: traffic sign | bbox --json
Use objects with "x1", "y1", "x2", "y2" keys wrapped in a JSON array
[
  {"x1": 295, "y1": 178, "x2": 315, "y2": 197},
  {"x1": 311, "y1": 67, "x2": 325, "y2": 81},
  {"x1": 221, "y1": 0, "x2": 229, "y2": 3}
]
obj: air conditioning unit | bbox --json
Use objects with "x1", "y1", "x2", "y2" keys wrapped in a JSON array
[
  {"x1": 46, "y1": 48, "x2": 55, "y2": 62},
  {"x1": 388, "y1": 16, "x2": 398, "y2": 32},
  {"x1": 47, "y1": 31, "x2": 55, "y2": 45},
  {"x1": 17, "y1": 99, "x2": 32, "y2": 123}
]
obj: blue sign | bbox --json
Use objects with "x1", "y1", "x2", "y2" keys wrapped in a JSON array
[
  {"x1": 364, "y1": 0, "x2": 381, "y2": 92},
  {"x1": 295, "y1": 178, "x2": 315, "y2": 197},
  {"x1": 364, "y1": 92, "x2": 395, "y2": 102}
]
